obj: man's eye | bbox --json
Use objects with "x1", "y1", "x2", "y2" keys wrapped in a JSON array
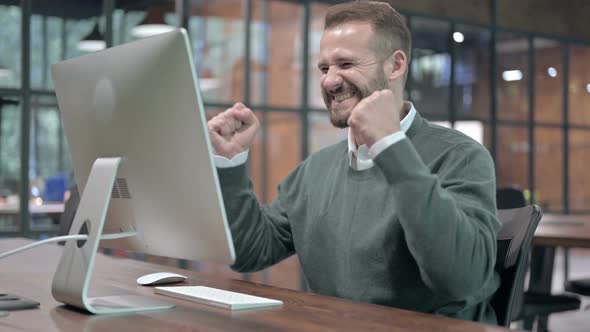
[
  {"x1": 319, "y1": 67, "x2": 328, "y2": 74},
  {"x1": 340, "y1": 63, "x2": 353, "y2": 69}
]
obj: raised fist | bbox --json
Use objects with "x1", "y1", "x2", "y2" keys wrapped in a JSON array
[{"x1": 207, "y1": 102, "x2": 260, "y2": 159}]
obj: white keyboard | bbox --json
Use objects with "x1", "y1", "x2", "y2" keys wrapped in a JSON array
[{"x1": 154, "y1": 286, "x2": 283, "y2": 311}]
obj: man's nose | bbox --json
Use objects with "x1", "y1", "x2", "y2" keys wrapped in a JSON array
[{"x1": 322, "y1": 67, "x2": 343, "y2": 92}]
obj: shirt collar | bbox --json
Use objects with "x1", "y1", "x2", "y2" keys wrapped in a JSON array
[{"x1": 347, "y1": 101, "x2": 417, "y2": 167}]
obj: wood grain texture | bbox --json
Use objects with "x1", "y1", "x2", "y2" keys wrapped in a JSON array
[{"x1": 0, "y1": 238, "x2": 514, "y2": 332}]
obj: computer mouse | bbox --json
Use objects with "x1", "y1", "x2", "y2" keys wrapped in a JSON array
[{"x1": 136, "y1": 272, "x2": 188, "y2": 286}]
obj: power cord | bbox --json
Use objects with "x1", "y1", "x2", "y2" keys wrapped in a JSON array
[
  {"x1": 0, "y1": 231, "x2": 138, "y2": 260},
  {"x1": 0, "y1": 231, "x2": 137, "y2": 318}
]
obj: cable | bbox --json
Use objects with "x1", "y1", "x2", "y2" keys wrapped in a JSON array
[{"x1": 0, "y1": 231, "x2": 137, "y2": 260}]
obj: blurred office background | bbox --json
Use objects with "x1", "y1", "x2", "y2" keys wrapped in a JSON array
[{"x1": 0, "y1": 0, "x2": 590, "y2": 328}]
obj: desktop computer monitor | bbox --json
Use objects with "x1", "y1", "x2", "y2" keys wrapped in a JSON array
[{"x1": 50, "y1": 29, "x2": 235, "y2": 314}]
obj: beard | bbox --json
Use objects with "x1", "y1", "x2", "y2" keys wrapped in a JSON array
[{"x1": 324, "y1": 68, "x2": 389, "y2": 128}]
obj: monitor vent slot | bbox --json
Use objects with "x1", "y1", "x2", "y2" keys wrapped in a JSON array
[
  {"x1": 111, "y1": 178, "x2": 131, "y2": 199},
  {"x1": 116, "y1": 178, "x2": 131, "y2": 199},
  {"x1": 111, "y1": 184, "x2": 120, "y2": 198}
]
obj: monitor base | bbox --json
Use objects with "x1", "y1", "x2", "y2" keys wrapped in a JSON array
[
  {"x1": 51, "y1": 157, "x2": 175, "y2": 315},
  {"x1": 88, "y1": 295, "x2": 174, "y2": 314}
]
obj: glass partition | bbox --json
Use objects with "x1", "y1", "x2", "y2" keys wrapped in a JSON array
[
  {"x1": 454, "y1": 25, "x2": 490, "y2": 121},
  {"x1": 496, "y1": 32, "x2": 530, "y2": 123},
  {"x1": 569, "y1": 129, "x2": 590, "y2": 211},
  {"x1": 410, "y1": 17, "x2": 451, "y2": 119},
  {"x1": 189, "y1": 0, "x2": 245, "y2": 103},
  {"x1": 569, "y1": 45, "x2": 590, "y2": 126},
  {"x1": 0, "y1": 5, "x2": 21, "y2": 89},
  {"x1": 251, "y1": 0, "x2": 303, "y2": 108},
  {"x1": 497, "y1": 125, "x2": 529, "y2": 190},
  {"x1": 535, "y1": 128, "x2": 563, "y2": 211},
  {"x1": 0, "y1": 97, "x2": 21, "y2": 232},
  {"x1": 534, "y1": 38, "x2": 563, "y2": 124},
  {"x1": 308, "y1": 2, "x2": 329, "y2": 110}
]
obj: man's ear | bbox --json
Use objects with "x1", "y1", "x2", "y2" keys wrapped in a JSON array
[{"x1": 386, "y1": 50, "x2": 408, "y2": 82}]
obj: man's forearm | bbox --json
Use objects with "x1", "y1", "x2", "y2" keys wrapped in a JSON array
[
  {"x1": 217, "y1": 164, "x2": 295, "y2": 272},
  {"x1": 374, "y1": 139, "x2": 500, "y2": 299}
]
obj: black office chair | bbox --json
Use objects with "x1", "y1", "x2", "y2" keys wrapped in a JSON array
[
  {"x1": 496, "y1": 186, "x2": 527, "y2": 210},
  {"x1": 564, "y1": 277, "x2": 590, "y2": 298},
  {"x1": 496, "y1": 187, "x2": 581, "y2": 330},
  {"x1": 492, "y1": 205, "x2": 542, "y2": 327}
]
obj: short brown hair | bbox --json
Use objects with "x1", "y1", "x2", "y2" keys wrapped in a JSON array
[{"x1": 324, "y1": 1, "x2": 412, "y2": 62}]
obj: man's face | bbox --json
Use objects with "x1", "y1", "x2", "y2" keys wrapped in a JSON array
[{"x1": 318, "y1": 23, "x2": 389, "y2": 128}]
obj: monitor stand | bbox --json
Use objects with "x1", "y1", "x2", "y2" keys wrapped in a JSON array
[{"x1": 51, "y1": 157, "x2": 174, "y2": 314}]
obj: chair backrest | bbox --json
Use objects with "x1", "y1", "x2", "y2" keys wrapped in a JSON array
[
  {"x1": 491, "y1": 205, "x2": 542, "y2": 327},
  {"x1": 496, "y1": 186, "x2": 526, "y2": 209},
  {"x1": 58, "y1": 185, "x2": 80, "y2": 236}
]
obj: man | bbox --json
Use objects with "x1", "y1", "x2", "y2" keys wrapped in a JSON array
[{"x1": 207, "y1": 1, "x2": 500, "y2": 324}]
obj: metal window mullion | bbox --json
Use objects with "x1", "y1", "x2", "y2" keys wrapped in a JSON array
[
  {"x1": 41, "y1": 16, "x2": 48, "y2": 89},
  {"x1": 118, "y1": 10, "x2": 127, "y2": 45},
  {"x1": 103, "y1": 0, "x2": 114, "y2": 48},
  {"x1": 241, "y1": 0, "x2": 253, "y2": 283},
  {"x1": 19, "y1": 0, "x2": 32, "y2": 237},
  {"x1": 298, "y1": 1, "x2": 311, "y2": 292},
  {"x1": 58, "y1": 18, "x2": 67, "y2": 172},
  {"x1": 528, "y1": 35, "x2": 535, "y2": 203},
  {"x1": 244, "y1": 0, "x2": 252, "y2": 106},
  {"x1": 300, "y1": 2, "x2": 310, "y2": 161},
  {"x1": 180, "y1": 0, "x2": 190, "y2": 30},
  {"x1": 261, "y1": 0, "x2": 269, "y2": 204},
  {"x1": 563, "y1": 44, "x2": 570, "y2": 213},
  {"x1": 35, "y1": 15, "x2": 50, "y2": 177},
  {"x1": 449, "y1": 22, "x2": 456, "y2": 127},
  {"x1": 0, "y1": 99, "x2": 4, "y2": 178},
  {"x1": 260, "y1": 0, "x2": 270, "y2": 286},
  {"x1": 489, "y1": 0, "x2": 498, "y2": 165},
  {"x1": 33, "y1": 96, "x2": 39, "y2": 177}
]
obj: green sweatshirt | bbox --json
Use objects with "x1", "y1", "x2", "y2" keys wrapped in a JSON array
[{"x1": 217, "y1": 112, "x2": 501, "y2": 324}]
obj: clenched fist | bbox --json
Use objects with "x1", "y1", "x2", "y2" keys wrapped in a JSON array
[
  {"x1": 208, "y1": 102, "x2": 260, "y2": 159},
  {"x1": 347, "y1": 89, "x2": 403, "y2": 147}
]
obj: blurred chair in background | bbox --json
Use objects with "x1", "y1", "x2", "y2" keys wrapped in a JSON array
[
  {"x1": 492, "y1": 205, "x2": 542, "y2": 327},
  {"x1": 496, "y1": 186, "x2": 580, "y2": 331}
]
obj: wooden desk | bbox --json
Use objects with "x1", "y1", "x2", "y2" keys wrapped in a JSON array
[
  {"x1": 528, "y1": 214, "x2": 590, "y2": 330},
  {"x1": 0, "y1": 238, "x2": 511, "y2": 332},
  {"x1": 533, "y1": 213, "x2": 590, "y2": 248},
  {"x1": 530, "y1": 213, "x2": 590, "y2": 292}
]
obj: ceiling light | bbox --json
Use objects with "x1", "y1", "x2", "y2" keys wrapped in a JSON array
[
  {"x1": 453, "y1": 32, "x2": 464, "y2": 43},
  {"x1": 547, "y1": 67, "x2": 557, "y2": 78},
  {"x1": 131, "y1": 8, "x2": 175, "y2": 39},
  {"x1": 78, "y1": 22, "x2": 106, "y2": 52},
  {"x1": 587, "y1": 84, "x2": 590, "y2": 93},
  {"x1": 502, "y1": 70, "x2": 523, "y2": 82}
]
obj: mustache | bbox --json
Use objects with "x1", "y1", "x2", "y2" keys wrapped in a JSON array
[{"x1": 324, "y1": 85, "x2": 345, "y2": 97}]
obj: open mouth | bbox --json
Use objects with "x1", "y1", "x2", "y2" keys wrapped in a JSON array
[{"x1": 331, "y1": 88, "x2": 357, "y2": 103}]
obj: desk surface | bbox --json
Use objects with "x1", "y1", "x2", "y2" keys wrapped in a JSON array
[
  {"x1": 534, "y1": 213, "x2": 590, "y2": 248},
  {"x1": 0, "y1": 238, "x2": 511, "y2": 332}
]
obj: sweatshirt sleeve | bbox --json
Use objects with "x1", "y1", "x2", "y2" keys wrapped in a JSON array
[
  {"x1": 216, "y1": 163, "x2": 296, "y2": 273},
  {"x1": 373, "y1": 138, "x2": 500, "y2": 300}
]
